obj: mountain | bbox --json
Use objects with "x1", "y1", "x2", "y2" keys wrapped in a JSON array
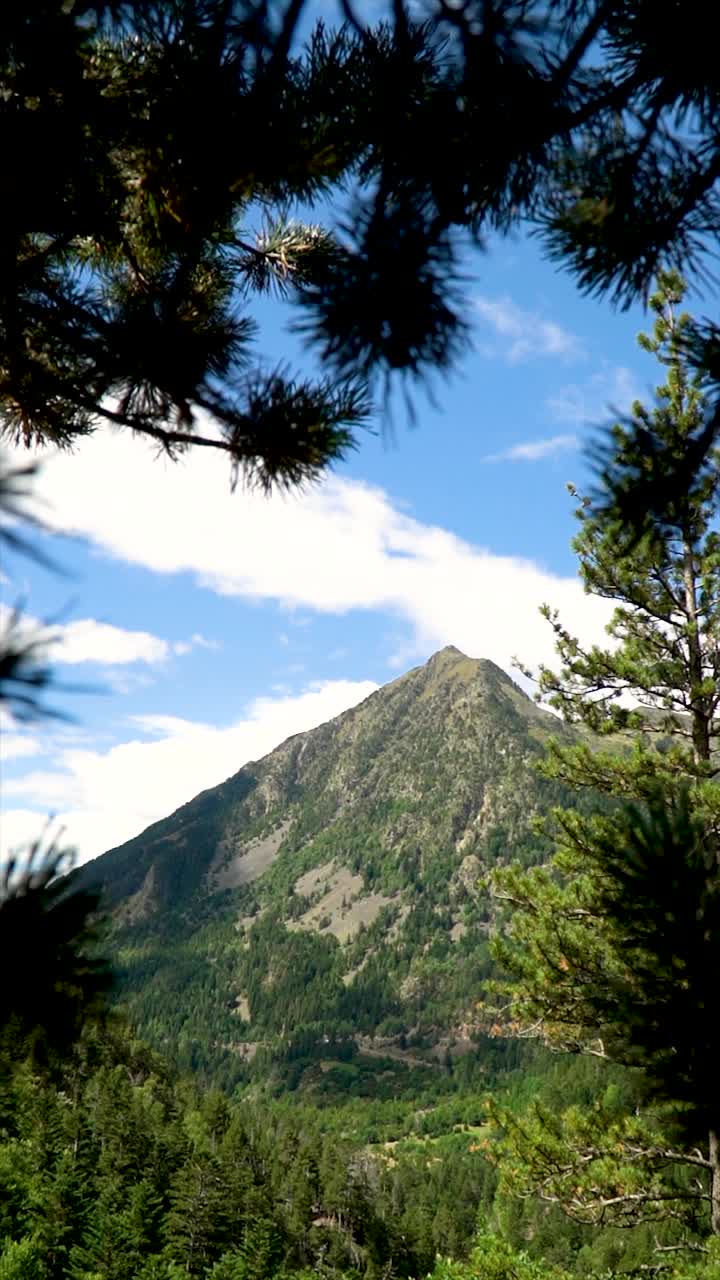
[{"x1": 82, "y1": 648, "x2": 587, "y2": 1090}]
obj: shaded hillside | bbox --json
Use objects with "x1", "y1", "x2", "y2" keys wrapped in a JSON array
[{"x1": 82, "y1": 648, "x2": 590, "y2": 1088}]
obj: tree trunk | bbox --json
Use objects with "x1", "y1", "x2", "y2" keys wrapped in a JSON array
[
  {"x1": 682, "y1": 542, "x2": 711, "y2": 766},
  {"x1": 710, "y1": 1129, "x2": 720, "y2": 1236}
]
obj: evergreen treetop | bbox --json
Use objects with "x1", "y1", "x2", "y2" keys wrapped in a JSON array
[
  {"x1": 489, "y1": 274, "x2": 720, "y2": 1245},
  {"x1": 526, "y1": 271, "x2": 719, "y2": 778}
]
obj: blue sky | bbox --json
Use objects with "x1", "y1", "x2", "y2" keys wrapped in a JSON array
[{"x1": 1, "y1": 228, "x2": 666, "y2": 865}]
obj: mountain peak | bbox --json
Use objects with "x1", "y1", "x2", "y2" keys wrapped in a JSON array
[
  {"x1": 423, "y1": 646, "x2": 510, "y2": 687},
  {"x1": 428, "y1": 644, "x2": 467, "y2": 662},
  {"x1": 81, "y1": 644, "x2": 573, "y2": 1082}
]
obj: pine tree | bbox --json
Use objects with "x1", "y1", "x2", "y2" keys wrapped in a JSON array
[
  {"x1": 0, "y1": 1236, "x2": 51, "y2": 1280},
  {"x1": 4, "y1": 3, "x2": 720, "y2": 493},
  {"x1": 164, "y1": 1156, "x2": 234, "y2": 1275},
  {"x1": 1, "y1": 5, "x2": 376, "y2": 488},
  {"x1": 206, "y1": 1218, "x2": 284, "y2": 1280},
  {"x1": 0, "y1": 828, "x2": 111, "y2": 1067},
  {"x1": 488, "y1": 273, "x2": 720, "y2": 1247}
]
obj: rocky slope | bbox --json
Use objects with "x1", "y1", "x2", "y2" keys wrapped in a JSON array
[{"x1": 82, "y1": 647, "x2": 585, "y2": 1087}]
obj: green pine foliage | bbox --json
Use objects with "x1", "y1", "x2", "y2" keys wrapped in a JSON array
[
  {"x1": 488, "y1": 274, "x2": 720, "y2": 1248},
  {"x1": 1, "y1": 7, "x2": 375, "y2": 488},
  {"x1": 429, "y1": 1232, "x2": 573, "y2": 1280},
  {"x1": 0, "y1": 1022, "x2": 508, "y2": 1280},
  {"x1": 0, "y1": 829, "x2": 111, "y2": 1068},
  {"x1": 4, "y1": 3, "x2": 720, "y2": 504}
]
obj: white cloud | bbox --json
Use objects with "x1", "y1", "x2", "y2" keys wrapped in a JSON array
[
  {"x1": 0, "y1": 604, "x2": 170, "y2": 666},
  {"x1": 172, "y1": 632, "x2": 219, "y2": 657},
  {"x1": 547, "y1": 365, "x2": 643, "y2": 426},
  {"x1": 0, "y1": 810, "x2": 59, "y2": 858},
  {"x1": 483, "y1": 433, "x2": 579, "y2": 463},
  {"x1": 103, "y1": 668, "x2": 158, "y2": 696},
  {"x1": 1, "y1": 429, "x2": 621, "y2": 866},
  {"x1": 55, "y1": 618, "x2": 170, "y2": 665},
  {"x1": 1, "y1": 678, "x2": 378, "y2": 864},
  {"x1": 1, "y1": 733, "x2": 43, "y2": 762},
  {"x1": 474, "y1": 295, "x2": 583, "y2": 364},
  {"x1": 15, "y1": 429, "x2": 612, "y2": 678}
]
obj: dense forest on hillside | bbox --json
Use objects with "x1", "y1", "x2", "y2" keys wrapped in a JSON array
[
  {"x1": 80, "y1": 650, "x2": 608, "y2": 1091},
  {"x1": 1, "y1": 1020, "x2": 695, "y2": 1280}
]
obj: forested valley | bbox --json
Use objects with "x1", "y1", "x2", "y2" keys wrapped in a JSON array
[{"x1": 0, "y1": 1018, "x2": 672, "y2": 1280}]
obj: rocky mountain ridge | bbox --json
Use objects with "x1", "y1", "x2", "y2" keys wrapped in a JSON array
[{"x1": 82, "y1": 647, "x2": 584, "y2": 1088}]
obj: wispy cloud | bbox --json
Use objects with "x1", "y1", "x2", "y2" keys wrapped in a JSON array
[
  {"x1": 547, "y1": 365, "x2": 642, "y2": 427},
  {"x1": 0, "y1": 608, "x2": 218, "y2": 669},
  {"x1": 3, "y1": 429, "x2": 619, "y2": 863},
  {"x1": 1, "y1": 733, "x2": 43, "y2": 762},
  {"x1": 483, "y1": 433, "x2": 579, "y2": 464},
  {"x1": 14, "y1": 427, "x2": 612, "y2": 677},
  {"x1": 0, "y1": 709, "x2": 42, "y2": 763},
  {"x1": 58, "y1": 618, "x2": 171, "y2": 665},
  {"x1": 0, "y1": 604, "x2": 170, "y2": 666},
  {"x1": 474, "y1": 295, "x2": 583, "y2": 364},
  {"x1": 2, "y1": 678, "x2": 378, "y2": 863},
  {"x1": 172, "y1": 632, "x2": 220, "y2": 657}
]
